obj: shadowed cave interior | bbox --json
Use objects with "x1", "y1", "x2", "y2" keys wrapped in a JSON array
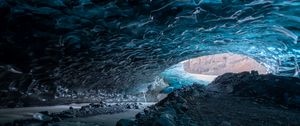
[{"x1": 0, "y1": 0, "x2": 300, "y2": 126}]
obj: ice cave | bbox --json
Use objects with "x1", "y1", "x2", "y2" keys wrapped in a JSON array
[{"x1": 0, "y1": 0, "x2": 300, "y2": 126}]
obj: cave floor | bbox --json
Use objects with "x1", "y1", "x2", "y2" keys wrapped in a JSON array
[
  {"x1": 0, "y1": 103, "x2": 89, "y2": 123},
  {"x1": 0, "y1": 102, "x2": 155, "y2": 126}
]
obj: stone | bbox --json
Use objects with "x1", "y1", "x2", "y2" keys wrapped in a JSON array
[
  {"x1": 134, "y1": 104, "x2": 140, "y2": 109},
  {"x1": 135, "y1": 112, "x2": 144, "y2": 119},
  {"x1": 177, "y1": 103, "x2": 188, "y2": 113},
  {"x1": 116, "y1": 119, "x2": 134, "y2": 126},
  {"x1": 52, "y1": 116, "x2": 62, "y2": 122},
  {"x1": 153, "y1": 113, "x2": 176, "y2": 126},
  {"x1": 59, "y1": 111, "x2": 75, "y2": 118},
  {"x1": 208, "y1": 72, "x2": 300, "y2": 108},
  {"x1": 126, "y1": 104, "x2": 133, "y2": 109},
  {"x1": 89, "y1": 103, "x2": 100, "y2": 108},
  {"x1": 176, "y1": 96, "x2": 187, "y2": 103}
]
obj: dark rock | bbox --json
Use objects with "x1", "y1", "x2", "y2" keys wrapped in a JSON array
[
  {"x1": 52, "y1": 116, "x2": 62, "y2": 122},
  {"x1": 208, "y1": 72, "x2": 300, "y2": 107},
  {"x1": 144, "y1": 107, "x2": 151, "y2": 114},
  {"x1": 176, "y1": 103, "x2": 189, "y2": 113},
  {"x1": 176, "y1": 96, "x2": 187, "y2": 103},
  {"x1": 116, "y1": 119, "x2": 134, "y2": 126},
  {"x1": 89, "y1": 103, "x2": 100, "y2": 108},
  {"x1": 121, "y1": 73, "x2": 300, "y2": 126},
  {"x1": 134, "y1": 104, "x2": 140, "y2": 109},
  {"x1": 39, "y1": 111, "x2": 50, "y2": 115},
  {"x1": 99, "y1": 101, "x2": 107, "y2": 107},
  {"x1": 125, "y1": 103, "x2": 140, "y2": 109},
  {"x1": 7, "y1": 101, "x2": 17, "y2": 108},
  {"x1": 135, "y1": 112, "x2": 144, "y2": 119},
  {"x1": 162, "y1": 107, "x2": 176, "y2": 116},
  {"x1": 153, "y1": 113, "x2": 176, "y2": 126},
  {"x1": 126, "y1": 104, "x2": 132, "y2": 109},
  {"x1": 58, "y1": 111, "x2": 75, "y2": 118}
]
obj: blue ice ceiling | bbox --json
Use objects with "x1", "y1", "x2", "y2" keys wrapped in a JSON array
[{"x1": 0, "y1": 0, "x2": 299, "y2": 96}]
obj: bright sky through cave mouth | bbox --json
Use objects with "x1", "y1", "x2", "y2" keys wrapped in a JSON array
[
  {"x1": 161, "y1": 53, "x2": 269, "y2": 88},
  {"x1": 184, "y1": 53, "x2": 268, "y2": 76}
]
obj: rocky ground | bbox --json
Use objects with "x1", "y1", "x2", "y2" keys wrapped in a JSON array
[
  {"x1": 118, "y1": 71, "x2": 300, "y2": 126},
  {"x1": 2, "y1": 71, "x2": 300, "y2": 126},
  {"x1": 1, "y1": 102, "x2": 150, "y2": 126}
]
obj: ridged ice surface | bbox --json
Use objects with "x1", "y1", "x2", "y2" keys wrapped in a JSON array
[{"x1": 0, "y1": 0, "x2": 299, "y2": 98}]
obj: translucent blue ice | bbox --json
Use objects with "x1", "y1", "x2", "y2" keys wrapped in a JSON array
[{"x1": 2, "y1": 0, "x2": 300, "y2": 94}]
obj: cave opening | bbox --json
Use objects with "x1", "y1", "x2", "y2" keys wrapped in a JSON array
[
  {"x1": 160, "y1": 53, "x2": 270, "y2": 92},
  {"x1": 1, "y1": 0, "x2": 300, "y2": 125}
]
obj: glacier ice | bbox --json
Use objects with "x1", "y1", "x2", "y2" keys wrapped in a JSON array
[{"x1": 0, "y1": 0, "x2": 299, "y2": 103}]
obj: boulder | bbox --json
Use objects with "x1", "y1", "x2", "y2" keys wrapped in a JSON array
[{"x1": 116, "y1": 119, "x2": 135, "y2": 126}]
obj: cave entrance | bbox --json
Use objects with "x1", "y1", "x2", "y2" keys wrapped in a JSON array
[
  {"x1": 139, "y1": 53, "x2": 270, "y2": 101},
  {"x1": 160, "y1": 53, "x2": 269, "y2": 92},
  {"x1": 183, "y1": 53, "x2": 268, "y2": 80}
]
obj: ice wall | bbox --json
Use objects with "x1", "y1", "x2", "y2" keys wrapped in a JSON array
[{"x1": 0, "y1": 0, "x2": 299, "y2": 102}]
